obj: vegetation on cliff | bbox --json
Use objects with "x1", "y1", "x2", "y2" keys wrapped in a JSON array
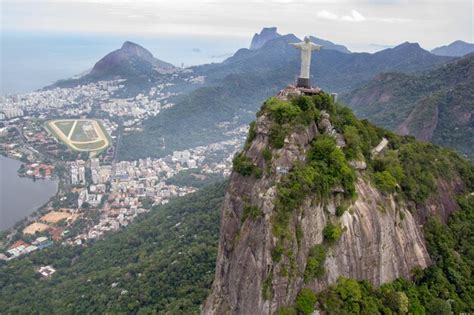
[
  {"x1": 313, "y1": 193, "x2": 474, "y2": 314},
  {"x1": 243, "y1": 91, "x2": 474, "y2": 311}
]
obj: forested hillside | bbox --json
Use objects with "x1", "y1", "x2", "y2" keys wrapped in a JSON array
[
  {"x1": 345, "y1": 54, "x2": 474, "y2": 160},
  {"x1": 0, "y1": 182, "x2": 225, "y2": 314}
]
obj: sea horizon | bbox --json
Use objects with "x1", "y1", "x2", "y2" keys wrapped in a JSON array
[{"x1": 0, "y1": 31, "x2": 249, "y2": 96}]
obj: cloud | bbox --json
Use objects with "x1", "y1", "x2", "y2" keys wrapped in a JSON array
[
  {"x1": 317, "y1": 9, "x2": 366, "y2": 22},
  {"x1": 341, "y1": 10, "x2": 366, "y2": 22},
  {"x1": 316, "y1": 10, "x2": 339, "y2": 21},
  {"x1": 317, "y1": 9, "x2": 407, "y2": 23}
]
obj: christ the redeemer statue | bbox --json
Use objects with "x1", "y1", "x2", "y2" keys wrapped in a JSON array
[{"x1": 290, "y1": 37, "x2": 322, "y2": 88}]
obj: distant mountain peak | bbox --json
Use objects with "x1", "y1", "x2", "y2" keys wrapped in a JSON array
[
  {"x1": 121, "y1": 41, "x2": 147, "y2": 52},
  {"x1": 89, "y1": 41, "x2": 176, "y2": 78},
  {"x1": 250, "y1": 27, "x2": 281, "y2": 50},
  {"x1": 431, "y1": 40, "x2": 474, "y2": 57},
  {"x1": 394, "y1": 41, "x2": 422, "y2": 50}
]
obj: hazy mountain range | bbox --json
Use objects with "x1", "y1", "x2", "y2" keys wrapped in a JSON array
[
  {"x1": 48, "y1": 27, "x2": 472, "y2": 161},
  {"x1": 431, "y1": 40, "x2": 474, "y2": 57}
]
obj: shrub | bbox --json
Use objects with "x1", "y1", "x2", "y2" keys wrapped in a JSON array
[
  {"x1": 262, "y1": 274, "x2": 273, "y2": 300},
  {"x1": 323, "y1": 223, "x2": 342, "y2": 242},
  {"x1": 241, "y1": 204, "x2": 262, "y2": 223},
  {"x1": 291, "y1": 95, "x2": 313, "y2": 111},
  {"x1": 308, "y1": 135, "x2": 337, "y2": 162},
  {"x1": 426, "y1": 298, "x2": 452, "y2": 315},
  {"x1": 232, "y1": 153, "x2": 261, "y2": 177},
  {"x1": 272, "y1": 243, "x2": 284, "y2": 262},
  {"x1": 261, "y1": 97, "x2": 302, "y2": 125},
  {"x1": 373, "y1": 170, "x2": 398, "y2": 193},
  {"x1": 263, "y1": 147, "x2": 272, "y2": 162},
  {"x1": 244, "y1": 121, "x2": 257, "y2": 149},
  {"x1": 276, "y1": 307, "x2": 297, "y2": 315},
  {"x1": 304, "y1": 244, "x2": 326, "y2": 282},
  {"x1": 269, "y1": 124, "x2": 287, "y2": 149},
  {"x1": 295, "y1": 288, "x2": 317, "y2": 315},
  {"x1": 312, "y1": 93, "x2": 335, "y2": 114},
  {"x1": 343, "y1": 125, "x2": 362, "y2": 160},
  {"x1": 335, "y1": 206, "x2": 346, "y2": 217}
]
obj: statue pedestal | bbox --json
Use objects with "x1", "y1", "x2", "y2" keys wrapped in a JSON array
[{"x1": 296, "y1": 78, "x2": 310, "y2": 88}]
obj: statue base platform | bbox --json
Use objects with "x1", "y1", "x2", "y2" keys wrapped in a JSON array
[
  {"x1": 277, "y1": 84, "x2": 322, "y2": 101},
  {"x1": 296, "y1": 78, "x2": 311, "y2": 88}
]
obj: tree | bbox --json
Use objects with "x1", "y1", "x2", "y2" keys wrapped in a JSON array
[{"x1": 295, "y1": 288, "x2": 317, "y2": 315}]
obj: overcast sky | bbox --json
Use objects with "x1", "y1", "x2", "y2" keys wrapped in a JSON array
[{"x1": 1, "y1": 0, "x2": 473, "y2": 51}]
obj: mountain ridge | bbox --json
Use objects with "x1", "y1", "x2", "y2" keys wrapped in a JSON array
[
  {"x1": 431, "y1": 40, "x2": 474, "y2": 57},
  {"x1": 344, "y1": 54, "x2": 474, "y2": 160}
]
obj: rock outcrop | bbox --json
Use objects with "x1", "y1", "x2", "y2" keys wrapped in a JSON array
[
  {"x1": 250, "y1": 27, "x2": 281, "y2": 50},
  {"x1": 203, "y1": 91, "x2": 466, "y2": 314}
]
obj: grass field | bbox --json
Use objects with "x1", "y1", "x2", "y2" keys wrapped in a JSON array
[
  {"x1": 55, "y1": 121, "x2": 75, "y2": 136},
  {"x1": 46, "y1": 119, "x2": 111, "y2": 153}
]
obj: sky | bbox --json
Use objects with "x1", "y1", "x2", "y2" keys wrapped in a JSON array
[{"x1": 1, "y1": 0, "x2": 473, "y2": 52}]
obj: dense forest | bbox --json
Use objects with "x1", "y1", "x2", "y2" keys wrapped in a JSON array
[{"x1": 0, "y1": 182, "x2": 225, "y2": 314}]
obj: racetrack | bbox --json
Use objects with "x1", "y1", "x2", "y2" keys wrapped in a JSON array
[{"x1": 46, "y1": 119, "x2": 110, "y2": 152}]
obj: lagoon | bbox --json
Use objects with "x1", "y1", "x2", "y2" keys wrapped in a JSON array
[{"x1": 0, "y1": 155, "x2": 58, "y2": 231}]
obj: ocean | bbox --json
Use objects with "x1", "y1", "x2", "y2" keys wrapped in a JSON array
[{"x1": 0, "y1": 31, "x2": 249, "y2": 95}]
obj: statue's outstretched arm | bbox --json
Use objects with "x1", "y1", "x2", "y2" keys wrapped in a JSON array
[
  {"x1": 311, "y1": 43, "x2": 322, "y2": 51},
  {"x1": 290, "y1": 42, "x2": 304, "y2": 48}
]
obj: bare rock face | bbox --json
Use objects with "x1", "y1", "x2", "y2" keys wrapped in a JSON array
[
  {"x1": 203, "y1": 110, "x2": 457, "y2": 315},
  {"x1": 250, "y1": 27, "x2": 281, "y2": 50}
]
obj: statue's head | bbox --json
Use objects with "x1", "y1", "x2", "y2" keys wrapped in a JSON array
[{"x1": 304, "y1": 36, "x2": 310, "y2": 43}]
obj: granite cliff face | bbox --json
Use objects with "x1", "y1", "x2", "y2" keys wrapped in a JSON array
[
  {"x1": 250, "y1": 27, "x2": 281, "y2": 50},
  {"x1": 203, "y1": 89, "x2": 467, "y2": 314}
]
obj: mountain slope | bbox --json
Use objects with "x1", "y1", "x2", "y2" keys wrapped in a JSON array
[
  {"x1": 431, "y1": 40, "x2": 474, "y2": 57},
  {"x1": 50, "y1": 41, "x2": 176, "y2": 90},
  {"x1": 0, "y1": 182, "x2": 225, "y2": 314},
  {"x1": 118, "y1": 35, "x2": 452, "y2": 160},
  {"x1": 203, "y1": 91, "x2": 474, "y2": 314},
  {"x1": 89, "y1": 41, "x2": 176, "y2": 78},
  {"x1": 309, "y1": 36, "x2": 351, "y2": 54},
  {"x1": 344, "y1": 54, "x2": 474, "y2": 160}
]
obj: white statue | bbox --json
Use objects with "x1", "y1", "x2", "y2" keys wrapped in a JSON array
[{"x1": 290, "y1": 37, "x2": 322, "y2": 87}]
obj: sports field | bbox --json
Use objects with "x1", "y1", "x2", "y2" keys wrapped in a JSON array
[{"x1": 46, "y1": 119, "x2": 111, "y2": 152}]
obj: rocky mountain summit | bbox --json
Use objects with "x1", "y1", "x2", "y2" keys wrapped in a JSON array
[
  {"x1": 204, "y1": 89, "x2": 473, "y2": 314},
  {"x1": 250, "y1": 27, "x2": 281, "y2": 50}
]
